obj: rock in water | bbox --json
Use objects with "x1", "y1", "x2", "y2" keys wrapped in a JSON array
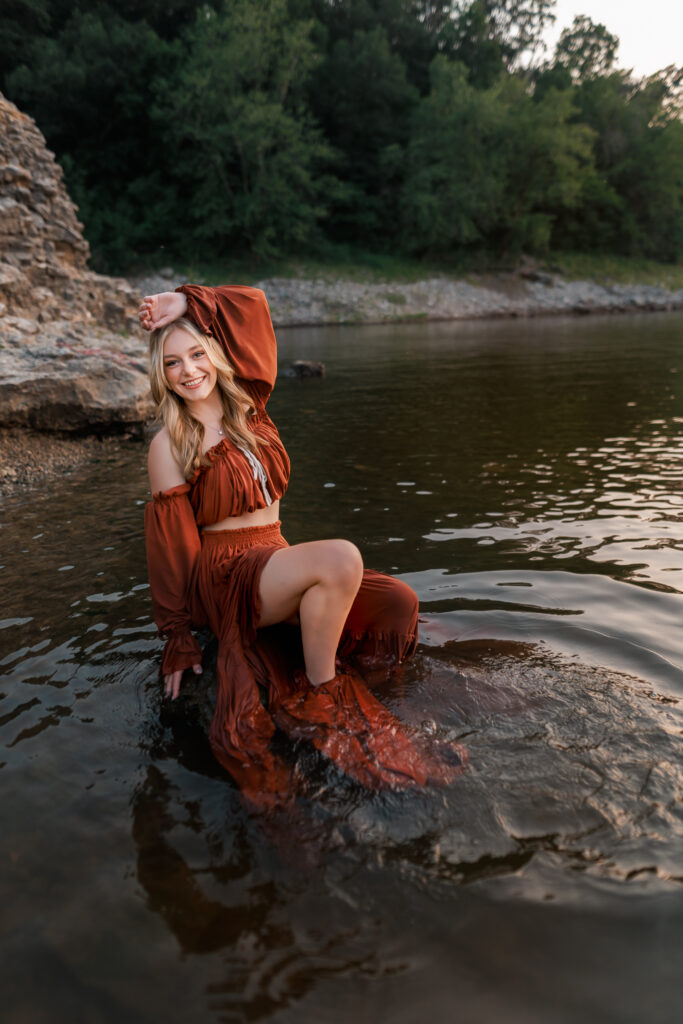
[
  {"x1": 280, "y1": 360, "x2": 326, "y2": 379},
  {"x1": 0, "y1": 93, "x2": 151, "y2": 432}
]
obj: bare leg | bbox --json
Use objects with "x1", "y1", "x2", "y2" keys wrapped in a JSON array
[{"x1": 258, "y1": 539, "x2": 363, "y2": 684}]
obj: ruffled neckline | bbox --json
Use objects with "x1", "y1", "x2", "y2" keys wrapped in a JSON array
[
  {"x1": 189, "y1": 436, "x2": 235, "y2": 484},
  {"x1": 189, "y1": 411, "x2": 271, "y2": 482}
]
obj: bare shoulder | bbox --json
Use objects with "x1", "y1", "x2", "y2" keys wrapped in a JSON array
[{"x1": 148, "y1": 427, "x2": 186, "y2": 493}]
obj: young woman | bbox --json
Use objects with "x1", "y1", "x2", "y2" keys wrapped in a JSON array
[{"x1": 141, "y1": 284, "x2": 463, "y2": 806}]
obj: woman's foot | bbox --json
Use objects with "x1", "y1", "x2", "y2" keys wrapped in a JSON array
[{"x1": 272, "y1": 669, "x2": 465, "y2": 789}]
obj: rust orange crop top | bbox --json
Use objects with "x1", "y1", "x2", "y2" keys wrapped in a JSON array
[{"x1": 144, "y1": 284, "x2": 290, "y2": 675}]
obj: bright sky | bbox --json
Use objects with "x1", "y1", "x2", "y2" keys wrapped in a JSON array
[{"x1": 543, "y1": 1, "x2": 683, "y2": 77}]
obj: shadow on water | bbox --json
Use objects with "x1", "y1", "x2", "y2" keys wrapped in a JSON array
[{"x1": 1, "y1": 311, "x2": 682, "y2": 1022}]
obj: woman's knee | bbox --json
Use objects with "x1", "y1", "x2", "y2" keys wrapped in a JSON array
[
  {"x1": 394, "y1": 579, "x2": 419, "y2": 622},
  {"x1": 319, "y1": 539, "x2": 364, "y2": 593}
]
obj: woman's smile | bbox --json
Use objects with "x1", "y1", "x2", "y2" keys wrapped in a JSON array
[
  {"x1": 180, "y1": 373, "x2": 208, "y2": 390},
  {"x1": 162, "y1": 326, "x2": 218, "y2": 400}
]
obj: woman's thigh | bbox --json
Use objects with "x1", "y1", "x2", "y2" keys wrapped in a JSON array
[{"x1": 257, "y1": 538, "x2": 363, "y2": 628}]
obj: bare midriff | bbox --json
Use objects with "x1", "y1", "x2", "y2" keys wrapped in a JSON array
[{"x1": 201, "y1": 500, "x2": 281, "y2": 533}]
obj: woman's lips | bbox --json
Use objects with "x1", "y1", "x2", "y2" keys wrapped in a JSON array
[{"x1": 180, "y1": 375, "x2": 207, "y2": 390}]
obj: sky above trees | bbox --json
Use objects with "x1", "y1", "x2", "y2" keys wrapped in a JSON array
[{"x1": 545, "y1": 1, "x2": 683, "y2": 77}]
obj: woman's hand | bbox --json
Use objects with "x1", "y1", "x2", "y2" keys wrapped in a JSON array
[
  {"x1": 138, "y1": 291, "x2": 188, "y2": 332},
  {"x1": 164, "y1": 662, "x2": 202, "y2": 700}
]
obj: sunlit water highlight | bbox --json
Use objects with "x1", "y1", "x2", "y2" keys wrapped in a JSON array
[{"x1": 1, "y1": 311, "x2": 682, "y2": 1022}]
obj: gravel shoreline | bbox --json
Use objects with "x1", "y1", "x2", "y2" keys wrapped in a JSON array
[
  {"x1": 131, "y1": 268, "x2": 683, "y2": 326},
  {"x1": 0, "y1": 430, "x2": 137, "y2": 498}
]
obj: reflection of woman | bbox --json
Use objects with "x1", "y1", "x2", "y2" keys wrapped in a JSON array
[{"x1": 141, "y1": 285, "x2": 462, "y2": 805}]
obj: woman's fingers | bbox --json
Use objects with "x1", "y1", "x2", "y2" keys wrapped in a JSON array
[
  {"x1": 163, "y1": 665, "x2": 201, "y2": 699},
  {"x1": 171, "y1": 672, "x2": 183, "y2": 699},
  {"x1": 138, "y1": 299, "x2": 154, "y2": 331},
  {"x1": 162, "y1": 664, "x2": 201, "y2": 700},
  {"x1": 163, "y1": 670, "x2": 182, "y2": 699},
  {"x1": 138, "y1": 295, "x2": 160, "y2": 331}
]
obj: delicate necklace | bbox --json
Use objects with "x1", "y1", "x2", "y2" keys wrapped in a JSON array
[{"x1": 206, "y1": 423, "x2": 224, "y2": 436}]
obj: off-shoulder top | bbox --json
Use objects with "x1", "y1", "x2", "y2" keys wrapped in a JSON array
[{"x1": 144, "y1": 284, "x2": 290, "y2": 675}]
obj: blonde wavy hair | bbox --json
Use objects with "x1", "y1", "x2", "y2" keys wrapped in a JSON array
[{"x1": 149, "y1": 317, "x2": 265, "y2": 479}]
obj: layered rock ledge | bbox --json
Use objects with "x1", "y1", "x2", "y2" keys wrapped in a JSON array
[{"x1": 0, "y1": 94, "x2": 151, "y2": 435}]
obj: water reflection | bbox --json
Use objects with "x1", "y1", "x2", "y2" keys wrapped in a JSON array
[{"x1": 1, "y1": 311, "x2": 682, "y2": 1022}]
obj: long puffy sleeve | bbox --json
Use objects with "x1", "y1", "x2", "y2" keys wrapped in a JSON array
[
  {"x1": 144, "y1": 484, "x2": 203, "y2": 676},
  {"x1": 176, "y1": 284, "x2": 277, "y2": 408}
]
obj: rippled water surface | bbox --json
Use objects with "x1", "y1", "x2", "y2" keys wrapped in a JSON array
[{"x1": 2, "y1": 312, "x2": 682, "y2": 1023}]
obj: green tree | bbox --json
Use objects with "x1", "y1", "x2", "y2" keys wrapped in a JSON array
[
  {"x1": 575, "y1": 70, "x2": 683, "y2": 258},
  {"x1": 0, "y1": 0, "x2": 50, "y2": 81},
  {"x1": 457, "y1": 0, "x2": 556, "y2": 70},
  {"x1": 7, "y1": 5, "x2": 174, "y2": 268},
  {"x1": 554, "y1": 14, "x2": 618, "y2": 81},
  {"x1": 157, "y1": 0, "x2": 331, "y2": 257},
  {"x1": 401, "y1": 56, "x2": 594, "y2": 255},
  {"x1": 308, "y1": 24, "x2": 419, "y2": 242}
]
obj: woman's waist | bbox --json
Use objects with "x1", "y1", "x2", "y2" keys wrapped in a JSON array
[
  {"x1": 201, "y1": 502, "x2": 280, "y2": 535},
  {"x1": 199, "y1": 517, "x2": 285, "y2": 553}
]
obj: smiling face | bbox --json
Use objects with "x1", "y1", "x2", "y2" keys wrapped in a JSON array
[{"x1": 162, "y1": 326, "x2": 218, "y2": 403}]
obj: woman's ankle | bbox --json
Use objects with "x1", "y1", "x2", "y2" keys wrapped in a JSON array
[
  {"x1": 296, "y1": 667, "x2": 337, "y2": 688},
  {"x1": 307, "y1": 671, "x2": 337, "y2": 687}
]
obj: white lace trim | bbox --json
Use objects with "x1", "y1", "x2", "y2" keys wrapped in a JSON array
[{"x1": 237, "y1": 445, "x2": 274, "y2": 506}]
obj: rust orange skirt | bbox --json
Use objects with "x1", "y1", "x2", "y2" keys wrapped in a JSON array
[{"x1": 194, "y1": 521, "x2": 463, "y2": 806}]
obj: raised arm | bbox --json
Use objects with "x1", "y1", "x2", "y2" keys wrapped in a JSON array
[{"x1": 175, "y1": 284, "x2": 278, "y2": 407}]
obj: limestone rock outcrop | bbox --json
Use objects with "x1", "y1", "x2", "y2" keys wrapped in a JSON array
[{"x1": 0, "y1": 93, "x2": 150, "y2": 432}]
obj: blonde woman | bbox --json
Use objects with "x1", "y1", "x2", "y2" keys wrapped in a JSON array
[{"x1": 141, "y1": 284, "x2": 463, "y2": 805}]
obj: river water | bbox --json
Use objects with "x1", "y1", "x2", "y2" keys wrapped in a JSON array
[{"x1": 1, "y1": 311, "x2": 682, "y2": 1023}]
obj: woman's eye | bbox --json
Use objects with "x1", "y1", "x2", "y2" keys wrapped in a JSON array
[{"x1": 193, "y1": 351, "x2": 204, "y2": 359}]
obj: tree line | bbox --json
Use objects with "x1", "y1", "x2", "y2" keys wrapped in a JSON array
[{"x1": 3, "y1": 0, "x2": 682, "y2": 271}]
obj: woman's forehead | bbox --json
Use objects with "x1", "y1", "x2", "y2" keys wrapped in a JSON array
[{"x1": 163, "y1": 327, "x2": 202, "y2": 358}]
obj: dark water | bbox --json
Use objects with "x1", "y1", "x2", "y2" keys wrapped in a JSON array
[{"x1": 1, "y1": 312, "x2": 682, "y2": 1023}]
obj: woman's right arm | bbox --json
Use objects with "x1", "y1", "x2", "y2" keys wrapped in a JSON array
[
  {"x1": 145, "y1": 430, "x2": 203, "y2": 699},
  {"x1": 174, "y1": 284, "x2": 278, "y2": 408},
  {"x1": 138, "y1": 285, "x2": 277, "y2": 406}
]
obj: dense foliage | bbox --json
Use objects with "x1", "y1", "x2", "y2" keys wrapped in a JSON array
[{"x1": 3, "y1": 0, "x2": 681, "y2": 270}]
